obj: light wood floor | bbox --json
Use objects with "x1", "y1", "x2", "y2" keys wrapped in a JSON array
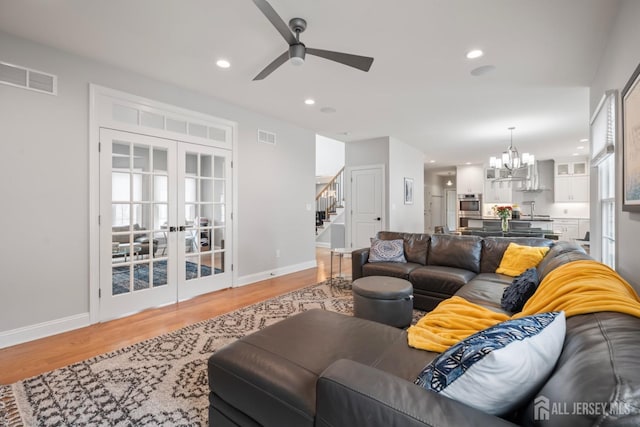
[{"x1": 0, "y1": 247, "x2": 352, "y2": 385}]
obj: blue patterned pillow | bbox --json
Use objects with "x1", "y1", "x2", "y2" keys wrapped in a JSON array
[
  {"x1": 368, "y1": 238, "x2": 406, "y2": 263},
  {"x1": 501, "y1": 268, "x2": 540, "y2": 312},
  {"x1": 415, "y1": 311, "x2": 566, "y2": 415}
]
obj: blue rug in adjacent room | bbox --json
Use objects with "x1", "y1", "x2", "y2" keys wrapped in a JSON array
[{"x1": 112, "y1": 260, "x2": 217, "y2": 295}]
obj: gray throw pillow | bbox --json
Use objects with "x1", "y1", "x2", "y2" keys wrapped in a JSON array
[{"x1": 368, "y1": 238, "x2": 406, "y2": 263}]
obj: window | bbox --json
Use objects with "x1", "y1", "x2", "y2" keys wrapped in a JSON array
[
  {"x1": 600, "y1": 155, "x2": 615, "y2": 268},
  {"x1": 590, "y1": 90, "x2": 616, "y2": 268}
]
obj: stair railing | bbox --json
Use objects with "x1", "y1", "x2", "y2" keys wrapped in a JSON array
[{"x1": 315, "y1": 167, "x2": 345, "y2": 230}]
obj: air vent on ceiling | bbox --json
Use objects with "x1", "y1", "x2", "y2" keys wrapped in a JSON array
[
  {"x1": 258, "y1": 129, "x2": 276, "y2": 145},
  {"x1": 0, "y1": 61, "x2": 57, "y2": 95}
]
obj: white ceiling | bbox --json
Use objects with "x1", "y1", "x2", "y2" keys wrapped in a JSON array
[{"x1": 0, "y1": 0, "x2": 620, "y2": 168}]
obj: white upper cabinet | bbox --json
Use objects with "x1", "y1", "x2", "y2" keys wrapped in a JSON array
[
  {"x1": 484, "y1": 179, "x2": 512, "y2": 203},
  {"x1": 554, "y1": 157, "x2": 589, "y2": 203},
  {"x1": 456, "y1": 165, "x2": 484, "y2": 194},
  {"x1": 556, "y1": 159, "x2": 588, "y2": 176}
]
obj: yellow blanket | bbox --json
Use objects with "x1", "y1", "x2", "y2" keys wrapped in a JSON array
[{"x1": 407, "y1": 260, "x2": 640, "y2": 353}]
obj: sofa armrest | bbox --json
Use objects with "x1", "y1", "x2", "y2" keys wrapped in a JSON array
[
  {"x1": 351, "y1": 248, "x2": 370, "y2": 280},
  {"x1": 316, "y1": 359, "x2": 516, "y2": 427}
]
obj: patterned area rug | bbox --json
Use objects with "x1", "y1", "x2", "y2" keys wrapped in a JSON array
[{"x1": 1, "y1": 278, "x2": 425, "y2": 426}]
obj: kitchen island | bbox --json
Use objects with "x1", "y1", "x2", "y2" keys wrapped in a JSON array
[
  {"x1": 462, "y1": 217, "x2": 558, "y2": 239},
  {"x1": 467, "y1": 217, "x2": 554, "y2": 230}
]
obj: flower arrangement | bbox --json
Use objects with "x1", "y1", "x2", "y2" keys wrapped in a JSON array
[{"x1": 493, "y1": 205, "x2": 512, "y2": 220}]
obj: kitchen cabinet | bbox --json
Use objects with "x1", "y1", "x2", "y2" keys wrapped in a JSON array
[
  {"x1": 556, "y1": 160, "x2": 587, "y2": 176},
  {"x1": 553, "y1": 219, "x2": 581, "y2": 241},
  {"x1": 578, "y1": 219, "x2": 590, "y2": 240},
  {"x1": 457, "y1": 165, "x2": 484, "y2": 194},
  {"x1": 555, "y1": 175, "x2": 589, "y2": 202},
  {"x1": 484, "y1": 179, "x2": 512, "y2": 203}
]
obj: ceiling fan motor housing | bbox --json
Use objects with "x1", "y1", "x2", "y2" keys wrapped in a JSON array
[{"x1": 289, "y1": 43, "x2": 306, "y2": 65}]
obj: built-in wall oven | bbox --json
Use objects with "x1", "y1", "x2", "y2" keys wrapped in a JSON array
[{"x1": 457, "y1": 194, "x2": 482, "y2": 229}]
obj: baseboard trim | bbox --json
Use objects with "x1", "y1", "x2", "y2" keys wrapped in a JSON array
[
  {"x1": 0, "y1": 313, "x2": 91, "y2": 349},
  {"x1": 315, "y1": 242, "x2": 330, "y2": 248},
  {"x1": 234, "y1": 260, "x2": 317, "y2": 287}
]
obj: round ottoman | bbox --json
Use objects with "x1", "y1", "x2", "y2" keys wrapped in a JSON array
[{"x1": 352, "y1": 276, "x2": 414, "y2": 328}]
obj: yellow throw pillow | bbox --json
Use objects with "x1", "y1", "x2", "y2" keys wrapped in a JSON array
[{"x1": 496, "y1": 243, "x2": 550, "y2": 277}]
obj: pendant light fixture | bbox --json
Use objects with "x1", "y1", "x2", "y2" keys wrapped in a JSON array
[{"x1": 489, "y1": 127, "x2": 534, "y2": 175}]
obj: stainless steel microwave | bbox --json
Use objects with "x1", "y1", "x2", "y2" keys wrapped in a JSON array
[{"x1": 458, "y1": 194, "x2": 482, "y2": 216}]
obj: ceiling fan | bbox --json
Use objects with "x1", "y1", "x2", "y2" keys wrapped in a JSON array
[{"x1": 251, "y1": 0, "x2": 374, "y2": 80}]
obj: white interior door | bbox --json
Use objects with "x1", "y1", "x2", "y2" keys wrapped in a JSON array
[
  {"x1": 177, "y1": 144, "x2": 232, "y2": 300},
  {"x1": 99, "y1": 128, "x2": 232, "y2": 320},
  {"x1": 99, "y1": 129, "x2": 178, "y2": 320},
  {"x1": 350, "y1": 166, "x2": 384, "y2": 249}
]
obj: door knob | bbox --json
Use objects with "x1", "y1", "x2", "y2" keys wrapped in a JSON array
[
  {"x1": 169, "y1": 226, "x2": 177, "y2": 232},
  {"x1": 178, "y1": 225, "x2": 187, "y2": 232}
]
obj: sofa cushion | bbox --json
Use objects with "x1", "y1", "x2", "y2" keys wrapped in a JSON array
[
  {"x1": 496, "y1": 243, "x2": 550, "y2": 276},
  {"x1": 377, "y1": 231, "x2": 430, "y2": 265},
  {"x1": 520, "y1": 312, "x2": 640, "y2": 426},
  {"x1": 501, "y1": 268, "x2": 540, "y2": 312},
  {"x1": 453, "y1": 273, "x2": 511, "y2": 314},
  {"x1": 427, "y1": 235, "x2": 482, "y2": 273},
  {"x1": 414, "y1": 311, "x2": 566, "y2": 416},
  {"x1": 480, "y1": 237, "x2": 553, "y2": 273},
  {"x1": 208, "y1": 309, "x2": 434, "y2": 427},
  {"x1": 536, "y1": 242, "x2": 590, "y2": 280},
  {"x1": 369, "y1": 238, "x2": 406, "y2": 263},
  {"x1": 409, "y1": 265, "x2": 476, "y2": 296},
  {"x1": 363, "y1": 262, "x2": 422, "y2": 280}
]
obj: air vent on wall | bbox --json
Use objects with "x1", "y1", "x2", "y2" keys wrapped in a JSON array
[
  {"x1": 0, "y1": 61, "x2": 57, "y2": 95},
  {"x1": 258, "y1": 129, "x2": 276, "y2": 145}
]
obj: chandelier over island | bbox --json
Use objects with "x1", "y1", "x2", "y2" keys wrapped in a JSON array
[{"x1": 489, "y1": 127, "x2": 534, "y2": 176}]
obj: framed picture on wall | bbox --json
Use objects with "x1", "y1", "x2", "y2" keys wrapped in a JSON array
[
  {"x1": 404, "y1": 177, "x2": 414, "y2": 204},
  {"x1": 622, "y1": 60, "x2": 640, "y2": 212}
]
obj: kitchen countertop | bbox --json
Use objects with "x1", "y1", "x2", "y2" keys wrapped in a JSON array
[{"x1": 480, "y1": 217, "x2": 554, "y2": 222}]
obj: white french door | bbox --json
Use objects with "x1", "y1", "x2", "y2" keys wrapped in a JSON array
[
  {"x1": 177, "y1": 143, "x2": 232, "y2": 300},
  {"x1": 99, "y1": 128, "x2": 232, "y2": 321}
]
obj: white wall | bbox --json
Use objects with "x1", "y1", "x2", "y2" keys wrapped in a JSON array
[
  {"x1": 316, "y1": 135, "x2": 344, "y2": 177},
  {"x1": 589, "y1": 0, "x2": 640, "y2": 290},
  {"x1": 388, "y1": 137, "x2": 424, "y2": 232},
  {"x1": 345, "y1": 137, "x2": 390, "y2": 226},
  {"x1": 345, "y1": 136, "x2": 424, "y2": 233},
  {"x1": 423, "y1": 167, "x2": 456, "y2": 232},
  {"x1": 0, "y1": 32, "x2": 316, "y2": 336}
]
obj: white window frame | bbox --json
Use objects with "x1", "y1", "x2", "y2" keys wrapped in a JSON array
[{"x1": 590, "y1": 90, "x2": 617, "y2": 267}]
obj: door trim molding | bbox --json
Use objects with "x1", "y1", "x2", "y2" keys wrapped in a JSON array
[
  {"x1": 89, "y1": 84, "x2": 238, "y2": 324},
  {"x1": 345, "y1": 164, "x2": 386, "y2": 249}
]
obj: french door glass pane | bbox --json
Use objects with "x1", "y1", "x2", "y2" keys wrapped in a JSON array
[
  {"x1": 183, "y1": 151, "x2": 219, "y2": 280},
  {"x1": 153, "y1": 148, "x2": 168, "y2": 172},
  {"x1": 110, "y1": 139, "x2": 171, "y2": 295}
]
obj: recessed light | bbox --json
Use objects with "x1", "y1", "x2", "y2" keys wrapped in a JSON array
[
  {"x1": 465, "y1": 162, "x2": 471, "y2": 165},
  {"x1": 429, "y1": 160, "x2": 436, "y2": 163},
  {"x1": 304, "y1": 98, "x2": 315, "y2": 105},
  {"x1": 572, "y1": 153, "x2": 579, "y2": 156},
  {"x1": 580, "y1": 138, "x2": 588, "y2": 143},
  {"x1": 466, "y1": 49, "x2": 484, "y2": 59},
  {"x1": 216, "y1": 59, "x2": 231, "y2": 68},
  {"x1": 577, "y1": 146, "x2": 585, "y2": 150}
]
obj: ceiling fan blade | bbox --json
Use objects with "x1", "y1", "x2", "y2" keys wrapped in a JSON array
[
  {"x1": 252, "y1": 0, "x2": 297, "y2": 46},
  {"x1": 253, "y1": 51, "x2": 289, "y2": 81},
  {"x1": 306, "y1": 48, "x2": 374, "y2": 72}
]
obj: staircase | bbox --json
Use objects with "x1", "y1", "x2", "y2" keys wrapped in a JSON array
[{"x1": 315, "y1": 167, "x2": 345, "y2": 247}]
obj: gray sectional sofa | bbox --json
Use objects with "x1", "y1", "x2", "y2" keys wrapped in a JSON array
[
  {"x1": 352, "y1": 231, "x2": 559, "y2": 311},
  {"x1": 207, "y1": 232, "x2": 640, "y2": 426}
]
